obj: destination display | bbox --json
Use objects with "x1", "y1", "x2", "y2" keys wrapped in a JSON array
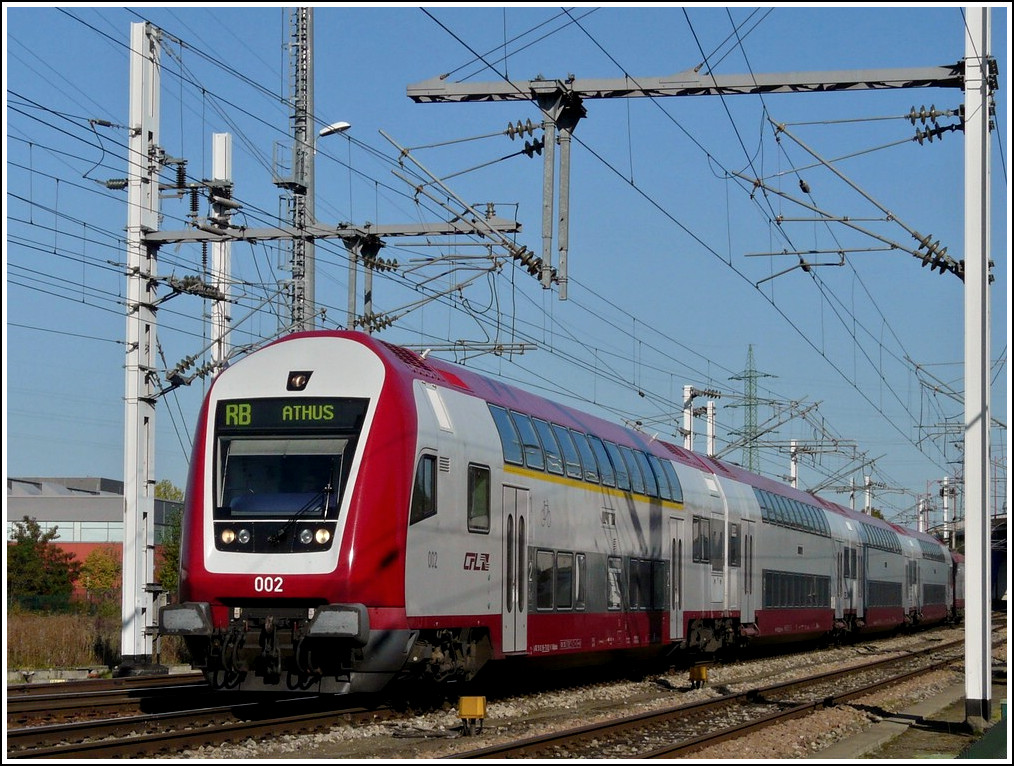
[{"x1": 216, "y1": 397, "x2": 368, "y2": 433}]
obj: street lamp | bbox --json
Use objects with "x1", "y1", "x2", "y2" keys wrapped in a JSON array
[{"x1": 319, "y1": 121, "x2": 352, "y2": 138}]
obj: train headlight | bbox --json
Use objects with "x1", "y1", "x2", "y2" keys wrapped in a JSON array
[
  {"x1": 299, "y1": 528, "x2": 314, "y2": 545},
  {"x1": 315, "y1": 528, "x2": 331, "y2": 545},
  {"x1": 237, "y1": 528, "x2": 251, "y2": 545},
  {"x1": 221, "y1": 528, "x2": 236, "y2": 545}
]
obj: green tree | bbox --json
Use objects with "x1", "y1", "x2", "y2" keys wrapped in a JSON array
[
  {"x1": 155, "y1": 479, "x2": 184, "y2": 502},
  {"x1": 80, "y1": 546, "x2": 121, "y2": 596},
  {"x1": 156, "y1": 508, "x2": 183, "y2": 597},
  {"x1": 154, "y1": 478, "x2": 185, "y2": 599},
  {"x1": 7, "y1": 516, "x2": 83, "y2": 609}
]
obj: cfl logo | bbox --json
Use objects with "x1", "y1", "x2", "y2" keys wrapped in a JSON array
[{"x1": 463, "y1": 552, "x2": 490, "y2": 571}]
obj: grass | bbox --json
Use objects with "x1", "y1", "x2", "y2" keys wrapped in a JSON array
[{"x1": 6, "y1": 607, "x2": 189, "y2": 671}]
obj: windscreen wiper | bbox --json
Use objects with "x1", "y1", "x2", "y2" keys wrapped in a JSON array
[{"x1": 267, "y1": 484, "x2": 332, "y2": 546}]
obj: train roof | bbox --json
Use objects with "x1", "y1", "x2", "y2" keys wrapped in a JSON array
[{"x1": 272, "y1": 331, "x2": 936, "y2": 543}]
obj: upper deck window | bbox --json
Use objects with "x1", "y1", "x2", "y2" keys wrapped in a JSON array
[
  {"x1": 510, "y1": 412, "x2": 546, "y2": 471},
  {"x1": 488, "y1": 404, "x2": 524, "y2": 465}
]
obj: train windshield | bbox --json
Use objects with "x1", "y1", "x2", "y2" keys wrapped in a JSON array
[{"x1": 216, "y1": 437, "x2": 348, "y2": 519}]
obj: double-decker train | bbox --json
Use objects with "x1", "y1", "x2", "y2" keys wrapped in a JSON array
[{"x1": 159, "y1": 330, "x2": 964, "y2": 695}]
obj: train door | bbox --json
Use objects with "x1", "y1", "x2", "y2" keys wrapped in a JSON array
[
  {"x1": 857, "y1": 546, "x2": 867, "y2": 619},
  {"x1": 907, "y1": 557, "x2": 921, "y2": 618},
  {"x1": 740, "y1": 519, "x2": 756, "y2": 623},
  {"x1": 667, "y1": 516, "x2": 685, "y2": 642},
  {"x1": 834, "y1": 543, "x2": 845, "y2": 620},
  {"x1": 710, "y1": 511, "x2": 725, "y2": 606},
  {"x1": 501, "y1": 485, "x2": 529, "y2": 654}
]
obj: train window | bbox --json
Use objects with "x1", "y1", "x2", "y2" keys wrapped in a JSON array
[
  {"x1": 692, "y1": 516, "x2": 711, "y2": 563},
  {"x1": 584, "y1": 434, "x2": 613, "y2": 486},
  {"x1": 409, "y1": 453, "x2": 437, "y2": 525},
  {"x1": 629, "y1": 558, "x2": 651, "y2": 609},
  {"x1": 532, "y1": 418, "x2": 564, "y2": 475},
  {"x1": 791, "y1": 500, "x2": 808, "y2": 530},
  {"x1": 798, "y1": 502, "x2": 812, "y2": 531},
  {"x1": 575, "y1": 553, "x2": 587, "y2": 610},
  {"x1": 217, "y1": 439, "x2": 346, "y2": 519},
  {"x1": 661, "y1": 460, "x2": 683, "y2": 503},
  {"x1": 604, "y1": 442, "x2": 630, "y2": 491},
  {"x1": 710, "y1": 521, "x2": 724, "y2": 573},
  {"x1": 766, "y1": 492, "x2": 778, "y2": 522},
  {"x1": 652, "y1": 560, "x2": 666, "y2": 610},
  {"x1": 773, "y1": 494, "x2": 790, "y2": 526},
  {"x1": 506, "y1": 515, "x2": 515, "y2": 613},
  {"x1": 556, "y1": 552, "x2": 574, "y2": 609},
  {"x1": 728, "y1": 522, "x2": 741, "y2": 567},
  {"x1": 510, "y1": 412, "x2": 546, "y2": 471},
  {"x1": 536, "y1": 549, "x2": 555, "y2": 610},
  {"x1": 517, "y1": 516, "x2": 527, "y2": 613},
  {"x1": 779, "y1": 495, "x2": 795, "y2": 526},
  {"x1": 633, "y1": 450, "x2": 659, "y2": 497},
  {"x1": 628, "y1": 559, "x2": 641, "y2": 609},
  {"x1": 744, "y1": 534, "x2": 752, "y2": 594},
  {"x1": 552, "y1": 424, "x2": 583, "y2": 479},
  {"x1": 804, "y1": 504, "x2": 819, "y2": 534},
  {"x1": 619, "y1": 446, "x2": 645, "y2": 495},
  {"x1": 647, "y1": 454, "x2": 671, "y2": 500},
  {"x1": 488, "y1": 405, "x2": 524, "y2": 465},
  {"x1": 467, "y1": 464, "x2": 490, "y2": 533},
  {"x1": 607, "y1": 556, "x2": 623, "y2": 610}
]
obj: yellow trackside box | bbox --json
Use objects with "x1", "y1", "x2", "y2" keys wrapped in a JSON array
[
  {"x1": 458, "y1": 696, "x2": 486, "y2": 719},
  {"x1": 690, "y1": 664, "x2": 708, "y2": 688}
]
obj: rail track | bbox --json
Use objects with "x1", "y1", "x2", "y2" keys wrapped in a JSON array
[
  {"x1": 6, "y1": 624, "x2": 1000, "y2": 760},
  {"x1": 6, "y1": 673, "x2": 217, "y2": 726},
  {"x1": 5, "y1": 688, "x2": 403, "y2": 760},
  {"x1": 441, "y1": 636, "x2": 976, "y2": 759}
]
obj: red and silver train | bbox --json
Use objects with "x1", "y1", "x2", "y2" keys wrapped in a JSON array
[{"x1": 159, "y1": 330, "x2": 964, "y2": 694}]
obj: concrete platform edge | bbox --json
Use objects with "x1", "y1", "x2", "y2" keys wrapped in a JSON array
[{"x1": 812, "y1": 682, "x2": 969, "y2": 760}]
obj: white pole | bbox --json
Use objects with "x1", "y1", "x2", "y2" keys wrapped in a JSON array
[{"x1": 962, "y1": 5, "x2": 992, "y2": 728}]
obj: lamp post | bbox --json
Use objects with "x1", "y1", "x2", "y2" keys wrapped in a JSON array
[
  {"x1": 314, "y1": 121, "x2": 352, "y2": 330},
  {"x1": 293, "y1": 121, "x2": 352, "y2": 331}
]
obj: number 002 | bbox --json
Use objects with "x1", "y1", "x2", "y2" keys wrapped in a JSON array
[{"x1": 254, "y1": 576, "x2": 284, "y2": 593}]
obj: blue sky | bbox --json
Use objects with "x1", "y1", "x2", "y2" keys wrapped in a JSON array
[{"x1": 4, "y1": 4, "x2": 1009, "y2": 527}]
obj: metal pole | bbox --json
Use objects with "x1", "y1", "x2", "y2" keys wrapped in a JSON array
[
  {"x1": 290, "y1": 7, "x2": 314, "y2": 331},
  {"x1": 683, "y1": 385, "x2": 693, "y2": 451},
  {"x1": 540, "y1": 117, "x2": 556, "y2": 288},
  {"x1": 706, "y1": 400, "x2": 716, "y2": 457}
]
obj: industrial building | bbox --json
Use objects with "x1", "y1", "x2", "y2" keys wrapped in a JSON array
[{"x1": 6, "y1": 476, "x2": 181, "y2": 565}]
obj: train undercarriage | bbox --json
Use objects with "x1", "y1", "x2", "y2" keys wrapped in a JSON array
[{"x1": 161, "y1": 601, "x2": 493, "y2": 694}]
